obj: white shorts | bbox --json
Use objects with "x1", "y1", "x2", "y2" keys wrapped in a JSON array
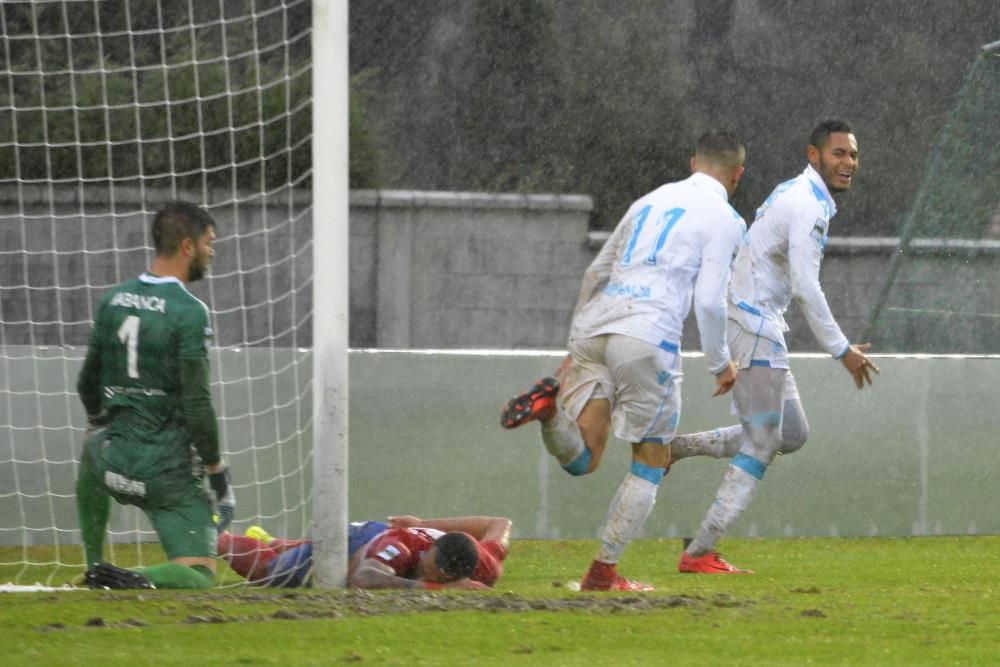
[
  {"x1": 728, "y1": 316, "x2": 801, "y2": 407},
  {"x1": 728, "y1": 314, "x2": 790, "y2": 371},
  {"x1": 561, "y1": 334, "x2": 682, "y2": 445}
]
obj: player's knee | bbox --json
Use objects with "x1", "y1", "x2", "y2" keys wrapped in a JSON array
[
  {"x1": 269, "y1": 544, "x2": 313, "y2": 588},
  {"x1": 562, "y1": 447, "x2": 594, "y2": 476},
  {"x1": 778, "y1": 427, "x2": 808, "y2": 455},
  {"x1": 778, "y1": 407, "x2": 809, "y2": 455}
]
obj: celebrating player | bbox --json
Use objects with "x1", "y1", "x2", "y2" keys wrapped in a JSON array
[
  {"x1": 501, "y1": 131, "x2": 748, "y2": 591},
  {"x1": 219, "y1": 515, "x2": 512, "y2": 589},
  {"x1": 672, "y1": 119, "x2": 879, "y2": 574},
  {"x1": 76, "y1": 201, "x2": 233, "y2": 590}
]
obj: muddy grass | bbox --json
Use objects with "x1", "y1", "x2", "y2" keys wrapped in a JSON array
[{"x1": 36, "y1": 588, "x2": 754, "y2": 630}]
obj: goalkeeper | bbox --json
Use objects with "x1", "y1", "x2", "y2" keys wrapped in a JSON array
[{"x1": 75, "y1": 201, "x2": 234, "y2": 590}]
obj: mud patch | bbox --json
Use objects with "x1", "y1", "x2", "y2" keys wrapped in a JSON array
[{"x1": 39, "y1": 589, "x2": 754, "y2": 630}]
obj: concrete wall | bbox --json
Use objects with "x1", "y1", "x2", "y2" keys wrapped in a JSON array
[
  {"x1": 3, "y1": 187, "x2": 1000, "y2": 354},
  {"x1": 349, "y1": 190, "x2": 594, "y2": 349},
  {"x1": 2, "y1": 348, "x2": 997, "y2": 548}
]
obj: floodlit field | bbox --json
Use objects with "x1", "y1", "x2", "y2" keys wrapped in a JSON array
[{"x1": 2, "y1": 536, "x2": 998, "y2": 666}]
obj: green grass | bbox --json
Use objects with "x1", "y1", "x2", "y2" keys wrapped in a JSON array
[{"x1": 2, "y1": 536, "x2": 999, "y2": 666}]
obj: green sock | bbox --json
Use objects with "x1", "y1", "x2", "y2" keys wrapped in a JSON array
[
  {"x1": 75, "y1": 457, "x2": 111, "y2": 569},
  {"x1": 134, "y1": 562, "x2": 215, "y2": 589}
]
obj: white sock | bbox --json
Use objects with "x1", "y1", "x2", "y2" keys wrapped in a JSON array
[
  {"x1": 670, "y1": 425, "x2": 742, "y2": 460},
  {"x1": 687, "y1": 464, "x2": 759, "y2": 556},
  {"x1": 540, "y1": 405, "x2": 586, "y2": 467},
  {"x1": 596, "y1": 472, "x2": 659, "y2": 564}
]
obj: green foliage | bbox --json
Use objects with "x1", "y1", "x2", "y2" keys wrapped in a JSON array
[
  {"x1": 904, "y1": 54, "x2": 1000, "y2": 240},
  {"x1": 0, "y1": 0, "x2": 316, "y2": 194},
  {"x1": 2, "y1": 536, "x2": 999, "y2": 665},
  {"x1": 349, "y1": 70, "x2": 385, "y2": 189},
  {"x1": 865, "y1": 53, "x2": 1000, "y2": 352}
]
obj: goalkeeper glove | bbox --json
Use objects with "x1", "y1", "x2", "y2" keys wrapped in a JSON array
[
  {"x1": 85, "y1": 411, "x2": 109, "y2": 438},
  {"x1": 208, "y1": 466, "x2": 236, "y2": 533}
]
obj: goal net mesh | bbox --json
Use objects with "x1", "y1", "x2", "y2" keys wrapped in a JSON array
[
  {"x1": 865, "y1": 48, "x2": 1000, "y2": 353},
  {"x1": 0, "y1": 0, "x2": 314, "y2": 585}
]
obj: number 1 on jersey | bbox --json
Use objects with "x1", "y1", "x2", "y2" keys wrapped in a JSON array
[{"x1": 117, "y1": 315, "x2": 140, "y2": 379}]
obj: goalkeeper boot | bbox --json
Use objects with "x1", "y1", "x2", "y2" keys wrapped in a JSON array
[
  {"x1": 85, "y1": 562, "x2": 155, "y2": 589},
  {"x1": 245, "y1": 525, "x2": 274, "y2": 544},
  {"x1": 678, "y1": 549, "x2": 753, "y2": 574},
  {"x1": 500, "y1": 377, "x2": 559, "y2": 429},
  {"x1": 579, "y1": 561, "x2": 654, "y2": 592}
]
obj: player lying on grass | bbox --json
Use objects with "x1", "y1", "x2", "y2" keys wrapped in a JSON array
[{"x1": 218, "y1": 515, "x2": 512, "y2": 589}]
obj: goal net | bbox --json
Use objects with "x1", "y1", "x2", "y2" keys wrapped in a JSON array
[
  {"x1": 864, "y1": 45, "x2": 1000, "y2": 353},
  {"x1": 0, "y1": 0, "x2": 318, "y2": 586}
]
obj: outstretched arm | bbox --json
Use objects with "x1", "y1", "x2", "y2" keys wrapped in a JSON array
[
  {"x1": 840, "y1": 342, "x2": 880, "y2": 389},
  {"x1": 388, "y1": 516, "x2": 512, "y2": 551},
  {"x1": 570, "y1": 215, "x2": 629, "y2": 321},
  {"x1": 348, "y1": 557, "x2": 486, "y2": 590},
  {"x1": 349, "y1": 558, "x2": 426, "y2": 590}
]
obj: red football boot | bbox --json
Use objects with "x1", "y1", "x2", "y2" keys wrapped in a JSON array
[
  {"x1": 678, "y1": 550, "x2": 753, "y2": 574},
  {"x1": 579, "y1": 560, "x2": 654, "y2": 592},
  {"x1": 500, "y1": 377, "x2": 559, "y2": 429}
]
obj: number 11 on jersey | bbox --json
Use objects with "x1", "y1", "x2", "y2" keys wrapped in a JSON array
[{"x1": 621, "y1": 206, "x2": 687, "y2": 268}]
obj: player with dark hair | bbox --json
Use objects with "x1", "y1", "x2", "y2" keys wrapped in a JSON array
[
  {"x1": 76, "y1": 200, "x2": 234, "y2": 590},
  {"x1": 501, "y1": 131, "x2": 748, "y2": 591},
  {"x1": 219, "y1": 515, "x2": 511, "y2": 589},
  {"x1": 670, "y1": 119, "x2": 879, "y2": 574}
]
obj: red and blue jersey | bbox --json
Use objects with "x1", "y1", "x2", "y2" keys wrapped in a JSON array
[{"x1": 364, "y1": 527, "x2": 506, "y2": 586}]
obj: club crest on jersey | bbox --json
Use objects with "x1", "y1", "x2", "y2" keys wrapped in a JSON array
[
  {"x1": 810, "y1": 218, "x2": 828, "y2": 249},
  {"x1": 376, "y1": 545, "x2": 401, "y2": 561}
]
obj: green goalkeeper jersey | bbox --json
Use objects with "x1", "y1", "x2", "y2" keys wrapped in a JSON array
[{"x1": 77, "y1": 272, "x2": 221, "y2": 476}]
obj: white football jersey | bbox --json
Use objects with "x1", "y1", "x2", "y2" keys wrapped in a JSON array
[
  {"x1": 570, "y1": 172, "x2": 746, "y2": 374},
  {"x1": 728, "y1": 165, "x2": 849, "y2": 357}
]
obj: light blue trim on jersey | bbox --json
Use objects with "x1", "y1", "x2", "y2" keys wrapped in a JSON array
[
  {"x1": 563, "y1": 448, "x2": 592, "y2": 476},
  {"x1": 736, "y1": 301, "x2": 768, "y2": 364},
  {"x1": 804, "y1": 165, "x2": 837, "y2": 218},
  {"x1": 749, "y1": 359, "x2": 772, "y2": 368},
  {"x1": 732, "y1": 452, "x2": 768, "y2": 480},
  {"x1": 834, "y1": 343, "x2": 850, "y2": 359},
  {"x1": 630, "y1": 460, "x2": 666, "y2": 485},
  {"x1": 658, "y1": 339, "x2": 679, "y2": 354},
  {"x1": 809, "y1": 180, "x2": 829, "y2": 205},
  {"x1": 748, "y1": 411, "x2": 782, "y2": 428}
]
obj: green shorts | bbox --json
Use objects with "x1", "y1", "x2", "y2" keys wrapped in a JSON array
[
  {"x1": 81, "y1": 431, "x2": 216, "y2": 560},
  {"x1": 145, "y1": 495, "x2": 216, "y2": 560}
]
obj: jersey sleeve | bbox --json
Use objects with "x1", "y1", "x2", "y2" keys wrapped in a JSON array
[
  {"x1": 786, "y1": 201, "x2": 850, "y2": 357},
  {"x1": 694, "y1": 211, "x2": 746, "y2": 373},
  {"x1": 571, "y1": 211, "x2": 630, "y2": 321},
  {"x1": 77, "y1": 299, "x2": 107, "y2": 419},
  {"x1": 472, "y1": 540, "x2": 506, "y2": 587},
  {"x1": 177, "y1": 301, "x2": 221, "y2": 465},
  {"x1": 363, "y1": 530, "x2": 422, "y2": 577}
]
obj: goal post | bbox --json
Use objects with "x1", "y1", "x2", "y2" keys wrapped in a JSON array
[
  {"x1": 0, "y1": 0, "x2": 347, "y2": 587},
  {"x1": 310, "y1": 0, "x2": 349, "y2": 589}
]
